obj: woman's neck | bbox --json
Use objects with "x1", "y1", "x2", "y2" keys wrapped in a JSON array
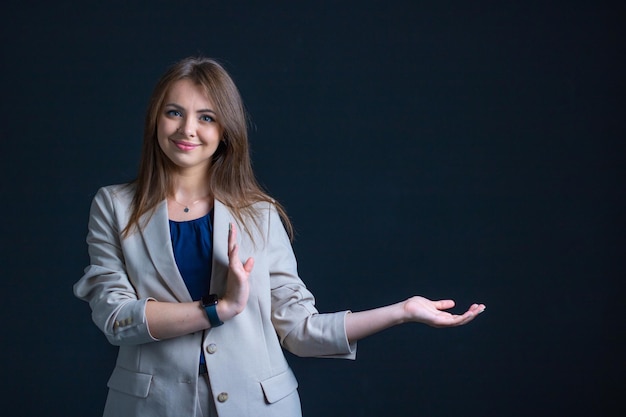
[{"x1": 169, "y1": 170, "x2": 212, "y2": 201}]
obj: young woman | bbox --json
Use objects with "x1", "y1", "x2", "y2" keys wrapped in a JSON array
[{"x1": 74, "y1": 56, "x2": 486, "y2": 417}]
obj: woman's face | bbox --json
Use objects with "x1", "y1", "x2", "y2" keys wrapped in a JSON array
[{"x1": 157, "y1": 79, "x2": 223, "y2": 175}]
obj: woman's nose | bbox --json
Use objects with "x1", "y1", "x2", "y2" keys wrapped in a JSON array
[{"x1": 178, "y1": 118, "x2": 196, "y2": 137}]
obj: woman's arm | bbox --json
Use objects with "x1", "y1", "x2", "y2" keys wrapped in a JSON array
[
  {"x1": 345, "y1": 297, "x2": 486, "y2": 344},
  {"x1": 144, "y1": 300, "x2": 209, "y2": 340}
]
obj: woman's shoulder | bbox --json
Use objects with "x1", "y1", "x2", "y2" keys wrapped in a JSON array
[
  {"x1": 249, "y1": 198, "x2": 290, "y2": 235},
  {"x1": 93, "y1": 183, "x2": 136, "y2": 204},
  {"x1": 216, "y1": 195, "x2": 277, "y2": 212},
  {"x1": 250, "y1": 198, "x2": 276, "y2": 210},
  {"x1": 248, "y1": 198, "x2": 281, "y2": 222}
]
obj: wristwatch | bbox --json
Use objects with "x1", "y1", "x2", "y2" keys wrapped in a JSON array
[{"x1": 201, "y1": 294, "x2": 224, "y2": 327}]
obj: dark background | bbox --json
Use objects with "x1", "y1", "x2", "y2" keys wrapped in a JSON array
[{"x1": 1, "y1": 1, "x2": 624, "y2": 416}]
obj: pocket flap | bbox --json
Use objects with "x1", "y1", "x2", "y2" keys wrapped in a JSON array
[
  {"x1": 107, "y1": 366, "x2": 152, "y2": 398},
  {"x1": 260, "y1": 369, "x2": 299, "y2": 404}
]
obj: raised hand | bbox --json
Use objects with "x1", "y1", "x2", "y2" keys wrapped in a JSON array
[{"x1": 219, "y1": 222, "x2": 255, "y2": 320}]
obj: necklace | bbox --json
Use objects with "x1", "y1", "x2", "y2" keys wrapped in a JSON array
[{"x1": 171, "y1": 196, "x2": 209, "y2": 213}]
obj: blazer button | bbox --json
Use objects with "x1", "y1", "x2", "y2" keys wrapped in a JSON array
[
  {"x1": 217, "y1": 392, "x2": 229, "y2": 403},
  {"x1": 206, "y1": 343, "x2": 217, "y2": 354}
]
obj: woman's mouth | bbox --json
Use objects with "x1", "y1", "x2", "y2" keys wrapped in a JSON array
[{"x1": 172, "y1": 140, "x2": 200, "y2": 151}]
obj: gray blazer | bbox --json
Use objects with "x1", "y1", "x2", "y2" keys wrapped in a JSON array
[{"x1": 74, "y1": 184, "x2": 356, "y2": 417}]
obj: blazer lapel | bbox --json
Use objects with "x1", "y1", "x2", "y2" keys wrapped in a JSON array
[
  {"x1": 210, "y1": 200, "x2": 231, "y2": 296},
  {"x1": 140, "y1": 200, "x2": 192, "y2": 303}
]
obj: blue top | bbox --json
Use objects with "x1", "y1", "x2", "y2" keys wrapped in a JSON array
[
  {"x1": 169, "y1": 211, "x2": 213, "y2": 302},
  {"x1": 169, "y1": 212, "x2": 213, "y2": 365}
]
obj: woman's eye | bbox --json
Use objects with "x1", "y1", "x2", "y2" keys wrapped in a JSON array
[
  {"x1": 166, "y1": 109, "x2": 182, "y2": 117},
  {"x1": 200, "y1": 115, "x2": 214, "y2": 122}
]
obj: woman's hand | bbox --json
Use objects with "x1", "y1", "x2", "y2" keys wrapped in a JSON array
[
  {"x1": 218, "y1": 223, "x2": 255, "y2": 321},
  {"x1": 345, "y1": 296, "x2": 486, "y2": 343},
  {"x1": 403, "y1": 296, "x2": 485, "y2": 327}
]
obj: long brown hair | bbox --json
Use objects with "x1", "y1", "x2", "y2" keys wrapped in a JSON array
[{"x1": 122, "y1": 57, "x2": 292, "y2": 240}]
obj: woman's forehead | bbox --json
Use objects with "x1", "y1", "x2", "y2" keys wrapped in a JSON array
[{"x1": 164, "y1": 79, "x2": 216, "y2": 107}]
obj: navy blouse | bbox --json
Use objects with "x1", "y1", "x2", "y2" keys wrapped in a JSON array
[{"x1": 169, "y1": 211, "x2": 213, "y2": 302}]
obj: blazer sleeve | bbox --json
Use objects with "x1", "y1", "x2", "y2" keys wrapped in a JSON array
[
  {"x1": 73, "y1": 187, "x2": 158, "y2": 346},
  {"x1": 266, "y1": 205, "x2": 357, "y2": 359}
]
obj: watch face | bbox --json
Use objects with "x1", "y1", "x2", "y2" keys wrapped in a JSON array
[{"x1": 202, "y1": 294, "x2": 218, "y2": 306}]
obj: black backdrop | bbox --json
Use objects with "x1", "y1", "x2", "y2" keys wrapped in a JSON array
[{"x1": 1, "y1": 1, "x2": 624, "y2": 416}]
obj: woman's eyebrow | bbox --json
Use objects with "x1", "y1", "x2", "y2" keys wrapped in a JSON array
[
  {"x1": 197, "y1": 108, "x2": 216, "y2": 114},
  {"x1": 164, "y1": 102, "x2": 216, "y2": 114}
]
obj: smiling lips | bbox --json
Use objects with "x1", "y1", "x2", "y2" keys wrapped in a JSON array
[{"x1": 172, "y1": 140, "x2": 200, "y2": 151}]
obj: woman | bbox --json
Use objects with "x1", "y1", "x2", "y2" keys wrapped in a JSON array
[{"x1": 74, "y1": 56, "x2": 486, "y2": 417}]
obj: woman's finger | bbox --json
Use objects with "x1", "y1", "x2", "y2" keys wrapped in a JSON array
[{"x1": 228, "y1": 222, "x2": 237, "y2": 254}]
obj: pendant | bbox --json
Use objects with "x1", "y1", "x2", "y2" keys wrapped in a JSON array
[{"x1": 184, "y1": 207, "x2": 190, "y2": 213}]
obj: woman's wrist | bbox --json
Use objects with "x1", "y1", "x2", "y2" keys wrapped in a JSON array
[
  {"x1": 394, "y1": 300, "x2": 411, "y2": 324},
  {"x1": 214, "y1": 298, "x2": 242, "y2": 324}
]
